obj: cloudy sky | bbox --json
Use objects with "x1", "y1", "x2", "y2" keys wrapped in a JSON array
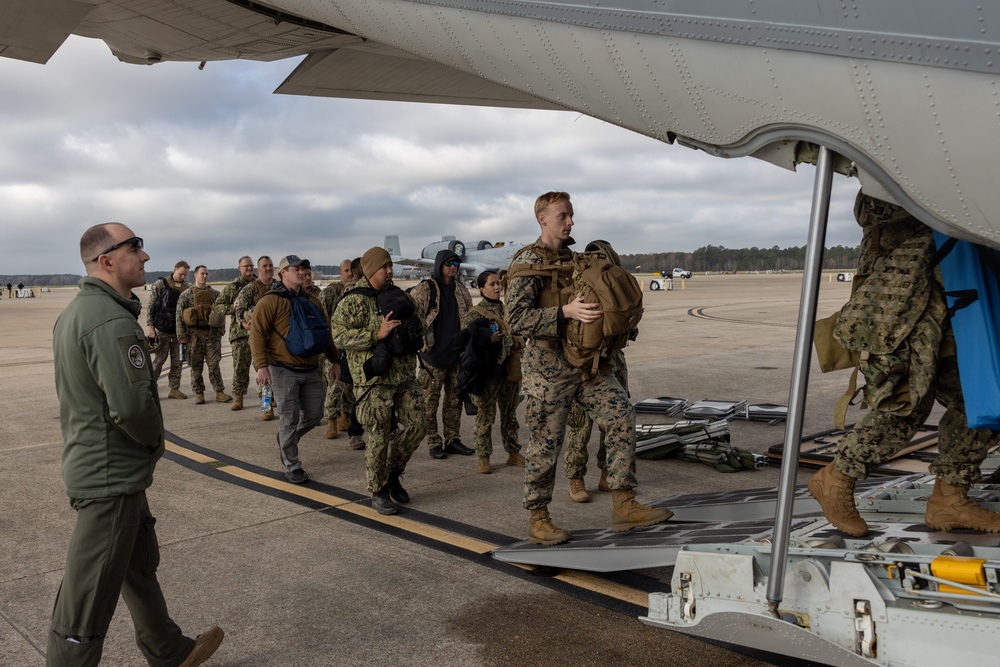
[{"x1": 2, "y1": 35, "x2": 864, "y2": 275}]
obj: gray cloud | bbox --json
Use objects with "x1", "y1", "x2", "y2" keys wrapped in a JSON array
[{"x1": 1, "y1": 36, "x2": 861, "y2": 275}]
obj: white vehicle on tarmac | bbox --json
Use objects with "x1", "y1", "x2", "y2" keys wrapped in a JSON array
[{"x1": 672, "y1": 268, "x2": 692, "y2": 279}]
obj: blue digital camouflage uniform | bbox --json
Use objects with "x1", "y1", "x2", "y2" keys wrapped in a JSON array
[
  {"x1": 213, "y1": 275, "x2": 255, "y2": 397},
  {"x1": 832, "y1": 193, "x2": 1000, "y2": 484},
  {"x1": 462, "y1": 299, "x2": 523, "y2": 458},
  {"x1": 330, "y1": 277, "x2": 425, "y2": 492},
  {"x1": 506, "y1": 239, "x2": 638, "y2": 511}
]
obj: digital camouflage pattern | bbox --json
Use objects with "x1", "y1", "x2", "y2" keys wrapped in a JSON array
[
  {"x1": 833, "y1": 193, "x2": 1000, "y2": 483},
  {"x1": 233, "y1": 279, "x2": 274, "y2": 398},
  {"x1": 320, "y1": 281, "x2": 346, "y2": 322},
  {"x1": 417, "y1": 365, "x2": 461, "y2": 447},
  {"x1": 147, "y1": 276, "x2": 187, "y2": 390},
  {"x1": 320, "y1": 280, "x2": 350, "y2": 420},
  {"x1": 564, "y1": 348, "x2": 628, "y2": 479},
  {"x1": 330, "y1": 276, "x2": 425, "y2": 491},
  {"x1": 462, "y1": 299, "x2": 522, "y2": 457},
  {"x1": 176, "y1": 285, "x2": 226, "y2": 394},
  {"x1": 507, "y1": 240, "x2": 638, "y2": 510},
  {"x1": 214, "y1": 276, "x2": 255, "y2": 396}
]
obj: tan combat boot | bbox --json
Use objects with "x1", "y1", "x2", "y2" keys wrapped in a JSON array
[
  {"x1": 194, "y1": 392, "x2": 205, "y2": 404},
  {"x1": 261, "y1": 407, "x2": 274, "y2": 421},
  {"x1": 598, "y1": 469, "x2": 611, "y2": 492},
  {"x1": 807, "y1": 463, "x2": 868, "y2": 536},
  {"x1": 168, "y1": 388, "x2": 187, "y2": 399},
  {"x1": 568, "y1": 477, "x2": 590, "y2": 503},
  {"x1": 611, "y1": 490, "x2": 673, "y2": 532},
  {"x1": 231, "y1": 394, "x2": 243, "y2": 411},
  {"x1": 325, "y1": 420, "x2": 339, "y2": 439},
  {"x1": 925, "y1": 477, "x2": 1000, "y2": 532},
  {"x1": 506, "y1": 451, "x2": 525, "y2": 468},
  {"x1": 528, "y1": 508, "x2": 571, "y2": 545},
  {"x1": 477, "y1": 456, "x2": 492, "y2": 474},
  {"x1": 337, "y1": 412, "x2": 352, "y2": 431},
  {"x1": 216, "y1": 391, "x2": 232, "y2": 403}
]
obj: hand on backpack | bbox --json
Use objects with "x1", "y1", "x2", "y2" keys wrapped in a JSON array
[
  {"x1": 563, "y1": 295, "x2": 602, "y2": 323},
  {"x1": 377, "y1": 310, "x2": 399, "y2": 341}
]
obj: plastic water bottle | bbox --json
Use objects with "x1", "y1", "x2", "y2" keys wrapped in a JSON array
[
  {"x1": 490, "y1": 322, "x2": 499, "y2": 334},
  {"x1": 261, "y1": 384, "x2": 273, "y2": 412}
]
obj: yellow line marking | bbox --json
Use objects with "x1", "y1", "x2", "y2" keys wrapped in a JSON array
[{"x1": 166, "y1": 439, "x2": 649, "y2": 607}]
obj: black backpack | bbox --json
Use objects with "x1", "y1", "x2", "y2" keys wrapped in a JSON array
[
  {"x1": 277, "y1": 292, "x2": 330, "y2": 358},
  {"x1": 353, "y1": 285, "x2": 424, "y2": 356},
  {"x1": 150, "y1": 277, "x2": 181, "y2": 334}
]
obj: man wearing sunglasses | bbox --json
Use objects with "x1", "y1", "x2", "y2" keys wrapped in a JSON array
[
  {"x1": 49, "y1": 223, "x2": 223, "y2": 665},
  {"x1": 409, "y1": 250, "x2": 476, "y2": 459},
  {"x1": 146, "y1": 260, "x2": 190, "y2": 399}
]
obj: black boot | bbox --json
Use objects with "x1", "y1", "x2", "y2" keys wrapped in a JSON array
[
  {"x1": 445, "y1": 439, "x2": 475, "y2": 456},
  {"x1": 371, "y1": 486, "x2": 398, "y2": 515},
  {"x1": 387, "y1": 472, "x2": 410, "y2": 504}
]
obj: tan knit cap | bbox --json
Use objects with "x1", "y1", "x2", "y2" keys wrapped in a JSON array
[{"x1": 361, "y1": 247, "x2": 392, "y2": 281}]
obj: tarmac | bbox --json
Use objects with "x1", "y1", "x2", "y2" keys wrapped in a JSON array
[{"x1": 0, "y1": 273, "x2": 866, "y2": 666}]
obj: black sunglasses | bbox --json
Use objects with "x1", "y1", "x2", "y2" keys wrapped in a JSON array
[{"x1": 91, "y1": 236, "x2": 143, "y2": 262}]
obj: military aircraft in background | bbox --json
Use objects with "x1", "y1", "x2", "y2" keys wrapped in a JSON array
[
  {"x1": 383, "y1": 235, "x2": 524, "y2": 285},
  {"x1": 6, "y1": 2, "x2": 1000, "y2": 665}
]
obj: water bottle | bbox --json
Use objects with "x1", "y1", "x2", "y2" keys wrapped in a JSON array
[
  {"x1": 261, "y1": 384, "x2": 273, "y2": 412},
  {"x1": 490, "y1": 322, "x2": 499, "y2": 334}
]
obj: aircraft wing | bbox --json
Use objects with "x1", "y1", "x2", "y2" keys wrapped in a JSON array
[{"x1": 0, "y1": 0, "x2": 94, "y2": 65}]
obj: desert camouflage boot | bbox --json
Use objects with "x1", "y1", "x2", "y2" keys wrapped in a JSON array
[
  {"x1": 807, "y1": 463, "x2": 869, "y2": 536},
  {"x1": 925, "y1": 477, "x2": 1000, "y2": 532}
]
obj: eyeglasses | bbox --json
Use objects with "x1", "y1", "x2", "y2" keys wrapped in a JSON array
[
  {"x1": 443, "y1": 260, "x2": 460, "y2": 267},
  {"x1": 91, "y1": 236, "x2": 143, "y2": 262}
]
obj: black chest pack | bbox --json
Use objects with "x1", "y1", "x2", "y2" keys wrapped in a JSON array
[
  {"x1": 150, "y1": 277, "x2": 181, "y2": 334},
  {"x1": 352, "y1": 285, "x2": 424, "y2": 356}
]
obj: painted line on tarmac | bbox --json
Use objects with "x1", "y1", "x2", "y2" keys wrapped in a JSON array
[
  {"x1": 163, "y1": 433, "x2": 657, "y2": 615},
  {"x1": 688, "y1": 306, "x2": 797, "y2": 328}
]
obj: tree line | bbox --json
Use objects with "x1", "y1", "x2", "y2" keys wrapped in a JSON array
[{"x1": 620, "y1": 244, "x2": 860, "y2": 274}]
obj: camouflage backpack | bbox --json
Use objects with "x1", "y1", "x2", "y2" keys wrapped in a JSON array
[{"x1": 505, "y1": 246, "x2": 643, "y2": 373}]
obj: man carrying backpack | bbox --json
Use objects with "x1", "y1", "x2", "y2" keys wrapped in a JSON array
[
  {"x1": 506, "y1": 191, "x2": 671, "y2": 545},
  {"x1": 251, "y1": 255, "x2": 341, "y2": 484},
  {"x1": 146, "y1": 260, "x2": 189, "y2": 399}
]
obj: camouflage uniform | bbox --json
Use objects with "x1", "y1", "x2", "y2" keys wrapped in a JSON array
[
  {"x1": 462, "y1": 299, "x2": 523, "y2": 458},
  {"x1": 832, "y1": 193, "x2": 1000, "y2": 484},
  {"x1": 507, "y1": 239, "x2": 638, "y2": 511},
  {"x1": 410, "y1": 275, "x2": 473, "y2": 448},
  {"x1": 564, "y1": 348, "x2": 628, "y2": 479},
  {"x1": 176, "y1": 285, "x2": 226, "y2": 394},
  {"x1": 319, "y1": 281, "x2": 352, "y2": 421},
  {"x1": 233, "y1": 278, "x2": 275, "y2": 400},
  {"x1": 147, "y1": 276, "x2": 187, "y2": 390},
  {"x1": 330, "y1": 277, "x2": 425, "y2": 492},
  {"x1": 213, "y1": 275, "x2": 255, "y2": 397}
]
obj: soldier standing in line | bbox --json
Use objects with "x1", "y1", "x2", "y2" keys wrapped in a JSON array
[
  {"x1": 331, "y1": 247, "x2": 425, "y2": 515},
  {"x1": 233, "y1": 256, "x2": 276, "y2": 419},
  {"x1": 809, "y1": 191, "x2": 1000, "y2": 535},
  {"x1": 213, "y1": 256, "x2": 256, "y2": 410},
  {"x1": 460, "y1": 270, "x2": 525, "y2": 474},
  {"x1": 409, "y1": 250, "x2": 476, "y2": 459},
  {"x1": 564, "y1": 240, "x2": 634, "y2": 502},
  {"x1": 147, "y1": 260, "x2": 189, "y2": 399},
  {"x1": 176, "y1": 265, "x2": 232, "y2": 405},
  {"x1": 319, "y1": 259, "x2": 355, "y2": 441},
  {"x1": 506, "y1": 191, "x2": 671, "y2": 545}
]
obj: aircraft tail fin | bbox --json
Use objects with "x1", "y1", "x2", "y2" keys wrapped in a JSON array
[{"x1": 383, "y1": 235, "x2": 401, "y2": 256}]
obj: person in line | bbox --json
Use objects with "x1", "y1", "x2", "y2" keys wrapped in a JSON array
[
  {"x1": 49, "y1": 222, "x2": 223, "y2": 666},
  {"x1": 506, "y1": 191, "x2": 671, "y2": 545},
  {"x1": 460, "y1": 270, "x2": 525, "y2": 473},
  {"x1": 234, "y1": 256, "x2": 277, "y2": 419},
  {"x1": 176, "y1": 265, "x2": 232, "y2": 405},
  {"x1": 251, "y1": 255, "x2": 340, "y2": 484},
  {"x1": 320, "y1": 259, "x2": 354, "y2": 441},
  {"x1": 212, "y1": 256, "x2": 256, "y2": 410},
  {"x1": 331, "y1": 248, "x2": 425, "y2": 515},
  {"x1": 808, "y1": 191, "x2": 1000, "y2": 535},
  {"x1": 564, "y1": 240, "x2": 634, "y2": 502},
  {"x1": 409, "y1": 250, "x2": 475, "y2": 459},
  {"x1": 147, "y1": 260, "x2": 189, "y2": 399}
]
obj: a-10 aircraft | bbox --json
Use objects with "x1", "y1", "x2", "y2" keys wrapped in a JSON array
[
  {"x1": 6, "y1": 2, "x2": 1000, "y2": 665},
  {"x1": 383, "y1": 235, "x2": 524, "y2": 285}
]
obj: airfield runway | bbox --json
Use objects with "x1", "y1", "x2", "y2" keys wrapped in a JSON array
[{"x1": 0, "y1": 273, "x2": 865, "y2": 666}]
